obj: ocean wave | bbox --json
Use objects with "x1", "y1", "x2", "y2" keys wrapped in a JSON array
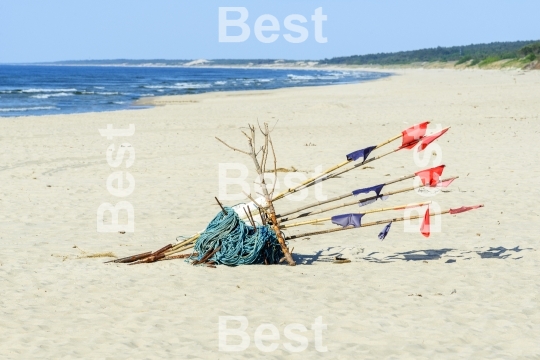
[
  {"x1": 257, "y1": 78, "x2": 273, "y2": 82},
  {"x1": 287, "y1": 74, "x2": 316, "y2": 80},
  {"x1": 21, "y1": 88, "x2": 77, "y2": 93},
  {"x1": 0, "y1": 106, "x2": 58, "y2": 112},
  {"x1": 31, "y1": 92, "x2": 74, "y2": 99},
  {"x1": 143, "y1": 85, "x2": 166, "y2": 89},
  {"x1": 173, "y1": 82, "x2": 212, "y2": 89},
  {"x1": 214, "y1": 81, "x2": 227, "y2": 85},
  {"x1": 97, "y1": 91, "x2": 120, "y2": 95},
  {"x1": 144, "y1": 83, "x2": 212, "y2": 90},
  {"x1": 316, "y1": 72, "x2": 343, "y2": 80}
]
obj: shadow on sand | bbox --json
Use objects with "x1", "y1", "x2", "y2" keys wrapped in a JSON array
[{"x1": 293, "y1": 246, "x2": 533, "y2": 265}]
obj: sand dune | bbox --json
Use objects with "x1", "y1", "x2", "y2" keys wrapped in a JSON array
[{"x1": 1, "y1": 68, "x2": 539, "y2": 358}]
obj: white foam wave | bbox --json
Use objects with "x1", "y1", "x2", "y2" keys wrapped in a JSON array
[
  {"x1": 144, "y1": 83, "x2": 212, "y2": 90},
  {"x1": 0, "y1": 106, "x2": 57, "y2": 112},
  {"x1": 214, "y1": 81, "x2": 227, "y2": 85},
  {"x1": 96, "y1": 92, "x2": 119, "y2": 95},
  {"x1": 143, "y1": 85, "x2": 166, "y2": 89},
  {"x1": 317, "y1": 75, "x2": 341, "y2": 80},
  {"x1": 173, "y1": 82, "x2": 212, "y2": 89},
  {"x1": 257, "y1": 78, "x2": 273, "y2": 82},
  {"x1": 287, "y1": 74, "x2": 315, "y2": 80},
  {"x1": 21, "y1": 88, "x2": 77, "y2": 93},
  {"x1": 31, "y1": 92, "x2": 74, "y2": 99}
]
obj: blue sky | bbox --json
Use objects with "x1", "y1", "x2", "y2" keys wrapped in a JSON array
[{"x1": 1, "y1": 0, "x2": 539, "y2": 63}]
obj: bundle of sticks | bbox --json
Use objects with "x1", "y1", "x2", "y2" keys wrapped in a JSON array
[{"x1": 107, "y1": 121, "x2": 483, "y2": 267}]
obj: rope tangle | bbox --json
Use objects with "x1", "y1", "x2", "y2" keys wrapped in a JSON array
[{"x1": 190, "y1": 207, "x2": 284, "y2": 266}]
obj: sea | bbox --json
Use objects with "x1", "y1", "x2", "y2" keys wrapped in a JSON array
[{"x1": 0, "y1": 65, "x2": 391, "y2": 117}]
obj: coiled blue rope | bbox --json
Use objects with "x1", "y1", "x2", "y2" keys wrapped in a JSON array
[{"x1": 191, "y1": 207, "x2": 284, "y2": 266}]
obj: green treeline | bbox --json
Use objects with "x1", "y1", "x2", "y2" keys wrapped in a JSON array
[{"x1": 322, "y1": 40, "x2": 540, "y2": 66}]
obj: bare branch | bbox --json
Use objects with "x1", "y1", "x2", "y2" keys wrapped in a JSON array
[
  {"x1": 261, "y1": 125, "x2": 269, "y2": 172},
  {"x1": 257, "y1": 119, "x2": 265, "y2": 134},
  {"x1": 269, "y1": 119, "x2": 279, "y2": 133},
  {"x1": 268, "y1": 126, "x2": 278, "y2": 196},
  {"x1": 215, "y1": 137, "x2": 250, "y2": 155},
  {"x1": 241, "y1": 130, "x2": 251, "y2": 141},
  {"x1": 249, "y1": 124, "x2": 256, "y2": 149},
  {"x1": 242, "y1": 191, "x2": 266, "y2": 211},
  {"x1": 216, "y1": 122, "x2": 295, "y2": 266}
]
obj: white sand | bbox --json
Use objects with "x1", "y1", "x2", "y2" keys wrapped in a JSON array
[{"x1": 1, "y1": 68, "x2": 539, "y2": 358}]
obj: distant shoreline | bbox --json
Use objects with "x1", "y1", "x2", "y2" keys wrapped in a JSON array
[{"x1": 3, "y1": 60, "x2": 537, "y2": 71}]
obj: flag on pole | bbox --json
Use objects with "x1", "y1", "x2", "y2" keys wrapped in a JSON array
[
  {"x1": 358, "y1": 198, "x2": 377, "y2": 207},
  {"x1": 346, "y1": 145, "x2": 377, "y2": 162},
  {"x1": 352, "y1": 183, "x2": 385, "y2": 197},
  {"x1": 417, "y1": 127, "x2": 450, "y2": 151},
  {"x1": 378, "y1": 222, "x2": 392, "y2": 240},
  {"x1": 415, "y1": 165, "x2": 445, "y2": 186},
  {"x1": 353, "y1": 183, "x2": 389, "y2": 206},
  {"x1": 437, "y1": 177, "x2": 456, "y2": 188},
  {"x1": 450, "y1": 205, "x2": 483, "y2": 214},
  {"x1": 420, "y1": 207, "x2": 430, "y2": 237},
  {"x1": 331, "y1": 213, "x2": 364, "y2": 228},
  {"x1": 401, "y1": 122, "x2": 429, "y2": 149}
]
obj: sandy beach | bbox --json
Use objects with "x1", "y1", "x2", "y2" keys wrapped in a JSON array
[{"x1": 1, "y1": 68, "x2": 539, "y2": 358}]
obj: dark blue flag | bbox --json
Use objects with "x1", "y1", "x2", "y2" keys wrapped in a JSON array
[
  {"x1": 331, "y1": 213, "x2": 364, "y2": 228},
  {"x1": 378, "y1": 222, "x2": 392, "y2": 240},
  {"x1": 346, "y1": 145, "x2": 376, "y2": 162},
  {"x1": 352, "y1": 183, "x2": 385, "y2": 197}
]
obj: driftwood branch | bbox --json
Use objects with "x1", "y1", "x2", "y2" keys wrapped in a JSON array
[
  {"x1": 215, "y1": 137, "x2": 250, "y2": 155},
  {"x1": 268, "y1": 127, "x2": 278, "y2": 197},
  {"x1": 216, "y1": 122, "x2": 296, "y2": 266}
]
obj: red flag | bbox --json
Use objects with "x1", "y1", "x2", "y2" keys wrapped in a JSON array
[
  {"x1": 417, "y1": 127, "x2": 450, "y2": 151},
  {"x1": 450, "y1": 205, "x2": 483, "y2": 214},
  {"x1": 436, "y1": 177, "x2": 456, "y2": 188},
  {"x1": 415, "y1": 165, "x2": 445, "y2": 186},
  {"x1": 420, "y1": 207, "x2": 430, "y2": 237},
  {"x1": 401, "y1": 122, "x2": 429, "y2": 149}
]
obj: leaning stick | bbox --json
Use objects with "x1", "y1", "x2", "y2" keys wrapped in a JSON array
[
  {"x1": 279, "y1": 176, "x2": 458, "y2": 223},
  {"x1": 105, "y1": 251, "x2": 152, "y2": 264},
  {"x1": 164, "y1": 243, "x2": 195, "y2": 257},
  {"x1": 271, "y1": 123, "x2": 428, "y2": 202},
  {"x1": 215, "y1": 197, "x2": 228, "y2": 215},
  {"x1": 159, "y1": 253, "x2": 197, "y2": 261},
  {"x1": 308, "y1": 148, "x2": 399, "y2": 187},
  {"x1": 192, "y1": 246, "x2": 221, "y2": 265},
  {"x1": 319, "y1": 126, "x2": 451, "y2": 188},
  {"x1": 285, "y1": 205, "x2": 483, "y2": 240},
  {"x1": 279, "y1": 201, "x2": 431, "y2": 229},
  {"x1": 276, "y1": 173, "x2": 415, "y2": 219}
]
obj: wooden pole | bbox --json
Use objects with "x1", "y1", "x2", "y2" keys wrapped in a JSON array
[
  {"x1": 284, "y1": 204, "x2": 482, "y2": 240},
  {"x1": 105, "y1": 251, "x2": 152, "y2": 264},
  {"x1": 215, "y1": 197, "x2": 228, "y2": 215},
  {"x1": 276, "y1": 173, "x2": 415, "y2": 219},
  {"x1": 272, "y1": 146, "x2": 402, "y2": 202},
  {"x1": 270, "y1": 127, "x2": 421, "y2": 202},
  {"x1": 271, "y1": 159, "x2": 349, "y2": 201},
  {"x1": 279, "y1": 201, "x2": 431, "y2": 229},
  {"x1": 279, "y1": 176, "x2": 458, "y2": 223},
  {"x1": 165, "y1": 243, "x2": 195, "y2": 257}
]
